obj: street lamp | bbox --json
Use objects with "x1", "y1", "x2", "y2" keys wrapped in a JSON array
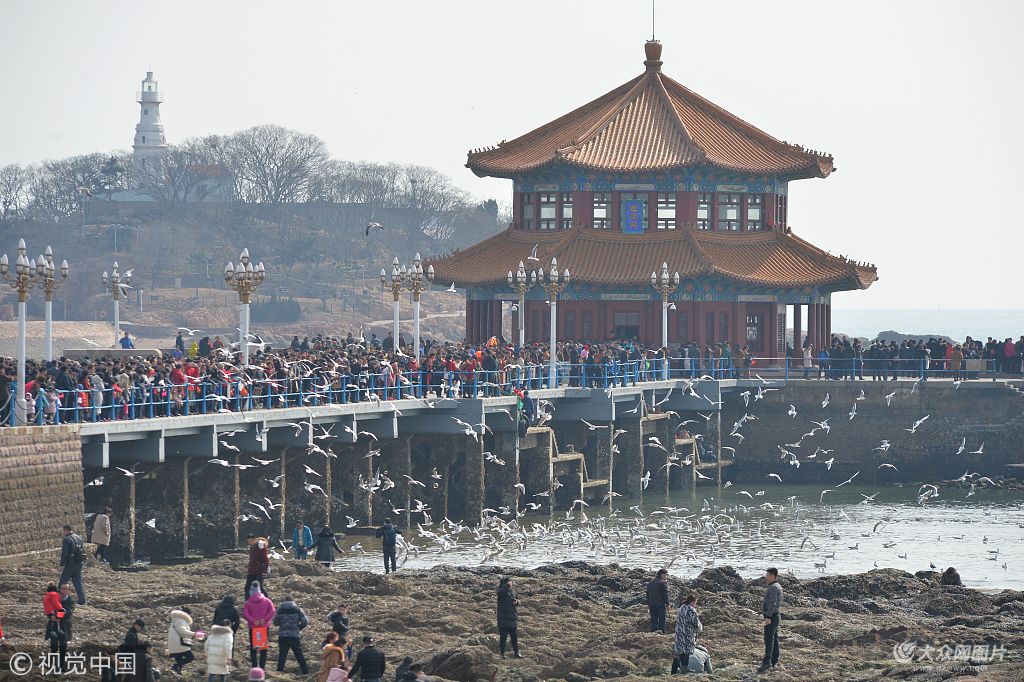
[
  {"x1": 1, "y1": 239, "x2": 42, "y2": 424},
  {"x1": 402, "y1": 253, "x2": 433, "y2": 358},
  {"x1": 224, "y1": 248, "x2": 266, "y2": 365},
  {"x1": 650, "y1": 261, "x2": 680, "y2": 379},
  {"x1": 506, "y1": 260, "x2": 537, "y2": 349},
  {"x1": 39, "y1": 246, "x2": 70, "y2": 363},
  {"x1": 380, "y1": 257, "x2": 404, "y2": 352},
  {"x1": 101, "y1": 261, "x2": 132, "y2": 347},
  {"x1": 537, "y1": 257, "x2": 570, "y2": 388}
]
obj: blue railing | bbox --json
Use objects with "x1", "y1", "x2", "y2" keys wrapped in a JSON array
[{"x1": 5, "y1": 355, "x2": 999, "y2": 426}]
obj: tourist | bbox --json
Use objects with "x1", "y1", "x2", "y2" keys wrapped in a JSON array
[
  {"x1": 940, "y1": 566, "x2": 963, "y2": 586},
  {"x1": 58, "y1": 524, "x2": 87, "y2": 605},
  {"x1": 292, "y1": 520, "x2": 313, "y2": 560},
  {"x1": 672, "y1": 594, "x2": 712, "y2": 674},
  {"x1": 756, "y1": 567, "x2": 784, "y2": 674},
  {"x1": 309, "y1": 525, "x2": 344, "y2": 565},
  {"x1": 349, "y1": 635, "x2": 387, "y2": 682},
  {"x1": 375, "y1": 518, "x2": 402, "y2": 574},
  {"x1": 212, "y1": 595, "x2": 241, "y2": 649},
  {"x1": 398, "y1": 663, "x2": 431, "y2": 681},
  {"x1": 273, "y1": 595, "x2": 310, "y2": 674},
  {"x1": 92, "y1": 507, "x2": 112, "y2": 562},
  {"x1": 243, "y1": 582, "x2": 276, "y2": 671},
  {"x1": 317, "y1": 632, "x2": 347, "y2": 682},
  {"x1": 166, "y1": 606, "x2": 197, "y2": 674},
  {"x1": 58, "y1": 583, "x2": 76, "y2": 642},
  {"x1": 122, "y1": 617, "x2": 146, "y2": 652},
  {"x1": 327, "y1": 604, "x2": 350, "y2": 639},
  {"x1": 119, "y1": 332, "x2": 135, "y2": 350},
  {"x1": 205, "y1": 619, "x2": 235, "y2": 682},
  {"x1": 496, "y1": 576, "x2": 522, "y2": 659},
  {"x1": 136, "y1": 641, "x2": 159, "y2": 682},
  {"x1": 395, "y1": 656, "x2": 414, "y2": 680},
  {"x1": 646, "y1": 568, "x2": 670, "y2": 633},
  {"x1": 43, "y1": 582, "x2": 67, "y2": 672},
  {"x1": 245, "y1": 534, "x2": 271, "y2": 598}
]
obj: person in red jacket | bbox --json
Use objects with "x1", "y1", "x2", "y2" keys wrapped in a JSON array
[
  {"x1": 245, "y1": 535, "x2": 270, "y2": 599},
  {"x1": 43, "y1": 582, "x2": 67, "y2": 672}
]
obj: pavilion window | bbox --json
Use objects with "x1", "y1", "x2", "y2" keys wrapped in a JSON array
[
  {"x1": 775, "y1": 194, "x2": 787, "y2": 228},
  {"x1": 592, "y1": 192, "x2": 611, "y2": 229},
  {"x1": 560, "y1": 193, "x2": 573, "y2": 229},
  {"x1": 656, "y1": 193, "x2": 676, "y2": 229},
  {"x1": 565, "y1": 312, "x2": 576, "y2": 339},
  {"x1": 582, "y1": 312, "x2": 593, "y2": 340},
  {"x1": 746, "y1": 194, "x2": 763, "y2": 231},
  {"x1": 717, "y1": 193, "x2": 741, "y2": 231},
  {"x1": 539, "y1": 192, "x2": 557, "y2": 230},
  {"x1": 677, "y1": 311, "x2": 689, "y2": 342},
  {"x1": 522, "y1": 193, "x2": 535, "y2": 230},
  {"x1": 696, "y1": 193, "x2": 712, "y2": 230}
]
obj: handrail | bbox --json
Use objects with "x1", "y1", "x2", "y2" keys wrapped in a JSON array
[{"x1": 3, "y1": 355, "x2": 1000, "y2": 426}]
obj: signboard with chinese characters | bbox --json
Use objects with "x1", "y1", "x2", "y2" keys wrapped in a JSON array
[{"x1": 622, "y1": 200, "x2": 645, "y2": 234}]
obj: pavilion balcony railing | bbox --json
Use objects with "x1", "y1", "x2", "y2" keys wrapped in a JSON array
[{"x1": 4, "y1": 357, "x2": 999, "y2": 427}]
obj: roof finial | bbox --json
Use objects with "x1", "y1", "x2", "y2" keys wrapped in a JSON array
[{"x1": 644, "y1": 39, "x2": 663, "y2": 73}]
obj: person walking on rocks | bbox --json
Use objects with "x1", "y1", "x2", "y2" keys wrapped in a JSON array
[
  {"x1": 646, "y1": 568, "x2": 670, "y2": 633},
  {"x1": 496, "y1": 576, "x2": 522, "y2": 659},
  {"x1": 673, "y1": 594, "x2": 712, "y2": 673},
  {"x1": 375, "y1": 518, "x2": 401, "y2": 574},
  {"x1": 245, "y1": 535, "x2": 270, "y2": 599},
  {"x1": 243, "y1": 583, "x2": 276, "y2": 671},
  {"x1": 58, "y1": 583, "x2": 76, "y2": 642},
  {"x1": 273, "y1": 595, "x2": 310, "y2": 674},
  {"x1": 756, "y1": 567, "x2": 783, "y2": 674},
  {"x1": 43, "y1": 582, "x2": 68, "y2": 672},
  {"x1": 166, "y1": 606, "x2": 197, "y2": 675},
  {"x1": 205, "y1": 619, "x2": 235, "y2": 682},
  {"x1": 58, "y1": 525, "x2": 87, "y2": 605},
  {"x1": 309, "y1": 525, "x2": 344, "y2": 566},
  {"x1": 292, "y1": 520, "x2": 313, "y2": 560},
  {"x1": 316, "y1": 632, "x2": 347, "y2": 682},
  {"x1": 92, "y1": 507, "x2": 112, "y2": 562},
  {"x1": 349, "y1": 635, "x2": 386, "y2": 682},
  {"x1": 213, "y1": 595, "x2": 240, "y2": 652}
]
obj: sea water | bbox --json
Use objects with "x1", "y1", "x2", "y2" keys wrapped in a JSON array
[{"x1": 832, "y1": 308, "x2": 1024, "y2": 343}]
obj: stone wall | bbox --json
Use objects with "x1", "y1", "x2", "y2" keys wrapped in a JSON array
[
  {"x1": 722, "y1": 381, "x2": 1024, "y2": 484},
  {"x1": 0, "y1": 425, "x2": 84, "y2": 560}
]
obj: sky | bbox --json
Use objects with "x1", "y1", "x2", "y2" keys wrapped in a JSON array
[{"x1": 1, "y1": 0, "x2": 1022, "y2": 310}]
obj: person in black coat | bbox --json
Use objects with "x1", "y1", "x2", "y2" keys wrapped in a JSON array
[
  {"x1": 646, "y1": 568, "x2": 670, "y2": 633},
  {"x1": 496, "y1": 577, "x2": 521, "y2": 659},
  {"x1": 212, "y1": 596, "x2": 240, "y2": 649},
  {"x1": 349, "y1": 635, "x2": 386, "y2": 681},
  {"x1": 308, "y1": 526, "x2": 343, "y2": 565}
]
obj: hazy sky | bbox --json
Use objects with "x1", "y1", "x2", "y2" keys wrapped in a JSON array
[{"x1": 2, "y1": 1, "x2": 1021, "y2": 309}]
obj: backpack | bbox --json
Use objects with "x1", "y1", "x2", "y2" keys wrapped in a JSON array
[
  {"x1": 382, "y1": 525, "x2": 397, "y2": 546},
  {"x1": 69, "y1": 536, "x2": 86, "y2": 564}
]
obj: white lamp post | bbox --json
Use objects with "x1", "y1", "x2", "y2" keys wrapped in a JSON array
[
  {"x1": 506, "y1": 260, "x2": 537, "y2": 349},
  {"x1": 403, "y1": 253, "x2": 433, "y2": 359},
  {"x1": 380, "y1": 257, "x2": 404, "y2": 352},
  {"x1": 1, "y1": 239, "x2": 42, "y2": 424},
  {"x1": 39, "y1": 245, "x2": 70, "y2": 362},
  {"x1": 538, "y1": 257, "x2": 570, "y2": 388},
  {"x1": 101, "y1": 261, "x2": 132, "y2": 347},
  {"x1": 650, "y1": 261, "x2": 680, "y2": 379},
  {"x1": 224, "y1": 248, "x2": 266, "y2": 366}
]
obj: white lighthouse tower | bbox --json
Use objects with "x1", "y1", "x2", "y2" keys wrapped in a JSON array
[{"x1": 132, "y1": 71, "x2": 167, "y2": 185}]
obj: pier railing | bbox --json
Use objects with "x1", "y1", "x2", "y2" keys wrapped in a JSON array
[{"x1": 5, "y1": 355, "x2": 999, "y2": 426}]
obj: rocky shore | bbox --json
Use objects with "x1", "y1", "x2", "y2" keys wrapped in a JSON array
[{"x1": 0, "y1": 555, "x2": 1021, "y2": 680}]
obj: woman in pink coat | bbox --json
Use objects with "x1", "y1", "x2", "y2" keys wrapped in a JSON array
[{"x1": 242, "y1": 583, "x2": 276, "y2": 671}]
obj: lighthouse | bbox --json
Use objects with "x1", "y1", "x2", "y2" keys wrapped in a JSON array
[{"x1": 132, "y1": 71, "x2": 167, "y2": 185}]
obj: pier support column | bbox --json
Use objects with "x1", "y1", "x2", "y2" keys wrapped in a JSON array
[
  {"x1": 278, "y1": 449, "x2": 288, "y2": 540},
  {"x1": 613, "y1": 420, "x2": 643, "y2": 498},
  {"x1": 488, "y1": 432, "x2": 520, "y2": 511},
  {"x1": 182, "y1": 458, "x2": 190, "y2": 557},
  {"x1": 429, "y1": 451, "x2": 450, "y2": 521},
  {"x1": 644, "y1": 419, "x2": 670, "y2": 497},
  {"x1": 594, "y1": 425, "x2": 614, "y2": 506},
  {"x1": 463, "y1": 439, "x2": 485, "y2": 523},
  {"x1": 128, "y1": 475, "x2": 136, "y2": 564},
  {"x1": 233, "y1": 453, "x2": 241, "y2": 548}
]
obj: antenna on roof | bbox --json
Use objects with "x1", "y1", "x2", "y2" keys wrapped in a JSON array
[{"x1": 652, "y1": 0, "x2": 656, "y2": 40}]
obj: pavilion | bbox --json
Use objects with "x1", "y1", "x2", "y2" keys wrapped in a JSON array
[{"x1": 429, "y1": 41, "x2": 876, "y2": 356}]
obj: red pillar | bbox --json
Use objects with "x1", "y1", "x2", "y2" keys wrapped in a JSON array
[
  {"x1": 793, "y1": 304, "x2": 802, "y2": 351},
  {"x1": 807, "y1": 304, "x2": 817, "y2": 352},
  {"x1": 825, "y1": 303, "x2": 832, "y2": 347}
]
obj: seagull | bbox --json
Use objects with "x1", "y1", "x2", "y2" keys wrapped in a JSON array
[
  {"x1": 821, "y1": 393, "x2": 830, "y2": 408},
  {"x1": 248, "y1": 501, "x2": 272, "y2": 519},
  {"x1": 207, "y1": 458, "x2": 231, "y2": 467},
  {"x1": 81, "y1": 337, "x2": 101, "y2": 347},
  {"x1": 848, "y1": 403, "x2": 857, "y2": 420},
  {"x1": 641, "y1": 471, "x2": 651, "y2": 490},
  {"x1": 528, "y1": 244, "x2": 540, "y2": 261},
  {"x1": 837, "y1": 471, "x2": 860, "y2": 487},
  {"x1": 115, "y1": 466, "x2": 139, "y2": 478},
  {"x1": 969, "y1": 443, "x2": 985, "y2": 455},
  {"x1": 581, "y1": 419, "x2": 608, "y2": 430},
  {"x1": 446, "y1": 282, "x2": 457, "y2": 293},
  {"x1": 144, "y1": 518, "x2": 157, "y2": 529},
  {"x1": 365, "y1": 221, "x2": 384, "y2": 236},
  {"x1": 303, "y1": 465, "x2": 321, "y2": 477},
  {"x1": 86, "y1": 476, "x2": 105, "y2": 487},
  {"x1": 788, "y1": 404, "x2": 797, "y2": 418},
  {"x1": 856, "y1": 389, "x2": 866, "y2": 401},
  {"x1": 346, "y1": 516, "x2": 359, "y2": 528},
  {"x1": 884, "y1": 391, "x2": 897, "y2": 406},
  {"x1": 956, "y1": 437, "x2": 966, "y2": 455},
  {"x1": 177, "y1": 327, "x2": 202, "y2": 336},
  {"x1": 252, "y1": 457, "x2": 279, "y2": 466},
  {"x1": 873, "y1": 440, "x2": 891, "y2": 452},
  {"x1": 767, "y1": 473, "x2": 782, "y2": 482},
  {"x1": 878, "y1": 463, "x2": 899, "y2": 471},
  {"x1": 824, "y1": 457, "x2": 835, "y2": 470},
  {"x1": 219, "y1": 440, "x2": 240, "y2": 452},
  {"x1": 820, "y1": 489, "x2": 833, "y2": 503},
  {"x1": 905, "y1": 415, "x2": 930, "y2": 434},
  {"x1": 304, "y1": 482, "x2": 327, "y2": 496}
]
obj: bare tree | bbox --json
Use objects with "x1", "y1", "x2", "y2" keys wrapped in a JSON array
[
  {"x1": 0, "y1": 164, "x2": 32, "y2": 223},
  {"x1": 226, "y1": 125, "x2": 330, "y2": 203}
]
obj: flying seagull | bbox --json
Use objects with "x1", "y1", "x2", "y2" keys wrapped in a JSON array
[{"x1": 365, "y1": 221, "x2": 384, "y2": 236}]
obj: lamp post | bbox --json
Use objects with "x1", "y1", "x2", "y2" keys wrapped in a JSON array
[
  {"x1": 537, "y1": 257, "x2": 570, "y2": 388},
  {"x1": 650, "y1": 261, "x2": 680, "y2": 379},
  {"x1": 506, "y1": 260, "x2": 537, "y2": 349},
  {"x1": 1, "y1": 239, "x2": 42, "y2": 424},
  {"x1": 39, "y1": 246, "x2": 70, "y2": 363},
  {"x1": 224, "y1": 248, "x2": 266, "y2": 366},
  {"x1": 101, "y1": 262, "x2": 132, "y2": 347},
  {"x1": 380, "y1": 257, "x2": 404, "y2": 352},
  {"x1": 402, "y1": 253, "x2": 433, "y2": 359}
]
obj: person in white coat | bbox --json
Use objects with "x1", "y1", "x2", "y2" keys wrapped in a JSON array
[
  {"x1": 167, "y1": 607, "x2": 196, "y2": 674},
  {"x1": 92, "y1": 508, "x2": 112, "y2": 562},
  {"x1": 205, "y1": 620, "x2": 235, "y2": 682}
]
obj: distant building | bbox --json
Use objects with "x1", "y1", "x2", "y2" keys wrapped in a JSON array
[
  {"x1": 132, "y1": 71, "x2": 167, "y2": 185},
  {"x1": 430, "y1": 41, "x2": 878, "y2": 353}
]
